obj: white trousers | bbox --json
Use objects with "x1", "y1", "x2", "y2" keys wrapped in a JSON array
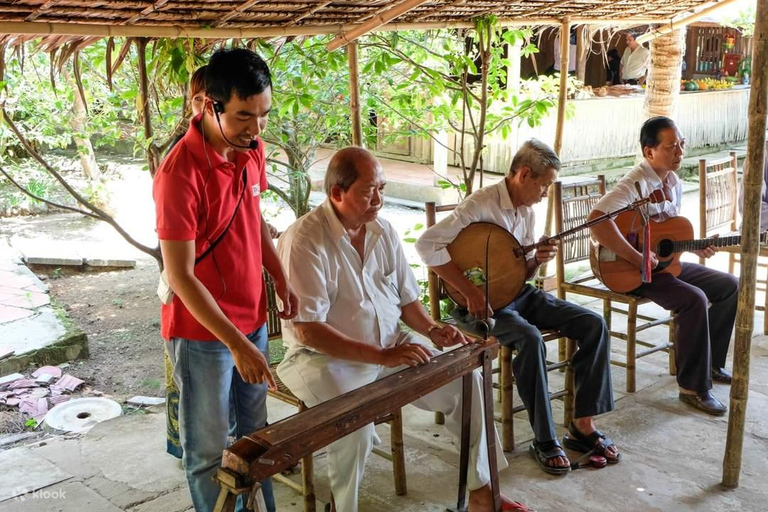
[{"x1": 277, "y1": 332, "x2": 508, "y2": 512}]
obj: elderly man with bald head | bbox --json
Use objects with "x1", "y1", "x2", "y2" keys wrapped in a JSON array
[{"x1": 276, "y1": 147, "x2": 526, "y2": 512}]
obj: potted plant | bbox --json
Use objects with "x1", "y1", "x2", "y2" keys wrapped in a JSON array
[{"x1": 738, "y1": 56, "x2": 752, "y2": 84}]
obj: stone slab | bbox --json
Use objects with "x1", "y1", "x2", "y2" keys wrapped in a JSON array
[
  {"x1": 0, "y1": 446, "x2": 72, "y2": 502},
  {"x1": 126, "y1": 396, "x2": 165, "y2": 406},
  {"x1": 23, "y1": 256, "x2": 84, "y2": 266},
  {"x1": 125, "y1": 488, "x2": 193, "y2": 512},
  {"x1": 31, "y1": 437, "x2": 101, "y2": 481},
  {"x1": 80, "y1": 412, "x2": 187, "y2": 493},
  {"x1": 84, "y1": 257, "x2": 136, "y2": 268},
  {"x1": 0, "y1": 305, "x2": 33, "y2": 324},
  {"x1": 0, "y1": 481, "x2": 122, "y2": 512}
]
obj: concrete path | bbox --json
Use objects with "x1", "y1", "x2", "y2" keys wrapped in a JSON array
[{"x1": 0, "y1": 241, "x2": 87, "y2": 376}]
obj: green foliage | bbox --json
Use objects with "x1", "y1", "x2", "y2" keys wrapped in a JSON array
[
  {"x1": 360, "y1": 19, "x2": 556, "y2": 196},
  {"x1": 724, "y1": 4, "x2": 756, "y2": 39},
  {"x1": 255, "y1": 37, "x2": 353, "y2": 218}
]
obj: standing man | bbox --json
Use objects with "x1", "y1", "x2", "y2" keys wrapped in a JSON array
[
  {"x1": 589, "y1": 116, "x2": 737, "y2": 416},
  {"x1": 277, "y1": 147, "x2": 528, "y2": 512},
  {"x1": 154, "y1": 48, "x2": 298, "y2": 511},
  {"x1": 620, "y1": 31, "x2": 650, "y2": 85},
  {"x1": 417, "y1": 140, "x2": 619, "y2": 476}
]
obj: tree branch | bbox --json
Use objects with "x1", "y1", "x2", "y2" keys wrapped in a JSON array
[
  {"x1": 0, "y1": 166, "x2": 99, "y2": 219},
  {"x1": 1, "y1": 109, "x2": 162, "y2": 265}
]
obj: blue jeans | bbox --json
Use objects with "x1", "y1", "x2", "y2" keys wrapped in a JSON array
[{"x1": 167, "y1": 325, "x2": 275, "y2": 512}]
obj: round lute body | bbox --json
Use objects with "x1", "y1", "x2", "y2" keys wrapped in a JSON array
[{"x1": 443, "y1": 222, "x2": 528, "y2": 311}]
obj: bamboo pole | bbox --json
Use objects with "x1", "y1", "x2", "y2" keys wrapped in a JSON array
[
  {"x1": 542, "y1": 18, "x2": 572, "y2": 282},
  {"x1": 347, "y1": 41, "x2": 363, "y2": 147},
  {"x1": 326, "y1": 0, "x2": 431, "y2": 52},
  {"x1": 576, "y1": 25, "x2": 587, "y2": 82},
  {"x1": 722, "y1": 0, "x2": 768, "y2": 489},
  {"x1": 635, "y1": 0, "x2": 745, "y2": 45},
  {"x1": 0, "y1": 17, "x2": 671, "y2": 40},
  {"x1": 554, "y1": 18, "x2": 571, "y2": 155}
]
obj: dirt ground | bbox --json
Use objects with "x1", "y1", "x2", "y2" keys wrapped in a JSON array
[{"x1": 44, "y1": 261, "x2": 166, "y2": 399}]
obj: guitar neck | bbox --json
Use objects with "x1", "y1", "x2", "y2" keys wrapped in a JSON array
[{"x1": 671, "y1": 234, "x2": 742, "y2": 253}]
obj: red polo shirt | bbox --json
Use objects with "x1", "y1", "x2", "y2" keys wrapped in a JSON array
[{"x1": 153, "y1": 115, "x2": 268, "y2": 341}]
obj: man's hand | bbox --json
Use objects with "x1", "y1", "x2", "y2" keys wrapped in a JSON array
[
  {"x1": 463, "y1": 284, "x2": 493, "y2": 319},
  {"x1": 231, "y1": 341, "x2": 276, "y2": 389},
  {"x1": 275, "y1": 280, "x2": 299, "y2": 320},
  {"x1": 693, "y1": 246, "x2": 718, "y2": 259},
  {"x1": 429, "y1": 324, "x2": 472, "y2": 349},
  {"x1": 534, "y1": 236, "x2": 558, "y2": 265},
  {"x1": 635, "y1": 250, "x2": 659, "y2": 270},
  {"x1": 379, "y1": 343, "x2": 432, "y2": 367}
]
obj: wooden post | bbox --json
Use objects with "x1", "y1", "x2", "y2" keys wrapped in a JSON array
[
  {"x1": 543, "y1": 18, "x2": 571, "y2": 282},
  {"x1": 347, "y1": 41, "x2": 363, "y2": 147},
  {"x1": 722, "y1": 0, "x2": 768, "y2": 489},
  {"x1": 576, "y1": 25, "x2": 588, "y2": 83},
  {"x1": 553, "y1": 18, "x2": 571, "y2": 155},
  {"x1": 135, "y1": 37, "x2": 158, "y2": 177}
]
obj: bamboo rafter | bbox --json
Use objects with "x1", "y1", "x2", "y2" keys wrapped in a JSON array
[
  {"x1": 215, "y1": 0, "x2": 266, "y2": 27},
  {"x1": 285, "y1": 1, "x2": 332, "y2": 27},
  {"x1": 25, "y1": 0, "x2": 61, "y2": 22},
  {"x1": 121, "y1": 0, "x2": 171, "y2": 26}
]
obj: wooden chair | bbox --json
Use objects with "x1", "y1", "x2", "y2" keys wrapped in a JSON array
[
  {"x1": 425, "y1": 202, "x2": 574, "y2": 453},
  {"x1": 699, "y1": 153, "x2": 768, "y2": 334},
  {"x1": 262, "y1": 273, "x2": 407, "y2": 512},
  {"x1": 698, "y1": 153, "x2": 739, "y2": 269},
  {"x1": 553, "y1": 176, "x2": 676, "y2": 393}
]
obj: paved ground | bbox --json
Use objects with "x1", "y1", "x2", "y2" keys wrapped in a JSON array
[{"x1": 1, "y1": 331, "x2": 768, "y2": 512}]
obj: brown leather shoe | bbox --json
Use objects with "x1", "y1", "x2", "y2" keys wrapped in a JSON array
[
  {"x1": 679, "y1": 391, "x2": 727, "y2": 416},
  {"x1": 712, "y1": 367, "x2": 732, "y2": 384}
]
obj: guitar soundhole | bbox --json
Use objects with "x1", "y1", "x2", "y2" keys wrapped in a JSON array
[{"x1": 657, "y1": 239, "x2": 674, "y2": 258}]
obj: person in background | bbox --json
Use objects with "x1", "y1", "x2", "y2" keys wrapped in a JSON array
[
  {"x1": 606, "y1": 48, "x2": 622, "y2": 85},
  {"x1": 620, "y1": 31, "x2": 650, "y2": 85},
  {"x1": 552, "y1": 29, "x2": 577, "y2": 75}
]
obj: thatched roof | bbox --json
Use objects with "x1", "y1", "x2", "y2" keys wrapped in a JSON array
[{"x1": 0, "y1": 1, "x2": 728, "y2": 41}]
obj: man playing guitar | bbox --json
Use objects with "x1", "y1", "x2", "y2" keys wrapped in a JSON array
[
  {"x1": 417, "y1": 139, "x2": 619, "y2": 475},
  {"x1": 589, "y1": 116, "x2": 737, "y2": 416}
]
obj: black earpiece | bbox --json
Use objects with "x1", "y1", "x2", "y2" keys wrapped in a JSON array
[{"x1": 213, "y1": 101, "x2": 225, "y2": 114}]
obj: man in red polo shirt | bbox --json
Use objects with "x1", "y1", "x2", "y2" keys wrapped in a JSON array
[{"x1": 154, "y1": 48, "x2": 297, "y2": 512}]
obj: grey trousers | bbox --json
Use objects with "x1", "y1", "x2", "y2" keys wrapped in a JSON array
[
  {"x1": 453, "y1": 285, "x2": 614, "y2": 443},
  {"x1": 633, "y1": 262, "x2": 738, "y2": 393}
]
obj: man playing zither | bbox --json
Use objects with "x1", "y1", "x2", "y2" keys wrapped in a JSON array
[
  {"x1": 589, "y1": 116, "x2": 737, "y2": 416},
  {"x1": 417, "y1": 139, "x2": 619, "y2": 475},
  {"x1": 277, "y1": 147, "x2": 527, "y2": 512}
]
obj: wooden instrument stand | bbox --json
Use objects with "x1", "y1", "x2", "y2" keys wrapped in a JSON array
[{"x1": 213, "y1": 339, "x2": 501, "y2": 512}]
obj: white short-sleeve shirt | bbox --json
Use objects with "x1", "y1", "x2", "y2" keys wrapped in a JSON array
[
  {"x1": 620, "y1": 45, "x2": 650, "y2": 80},
  {"x1": 277, "y1": 200, "x2": 421, "y2": 357},
  {"x1": 416, "y1": 180, "x2": 537, "y2": 266},
  {"x1": 593, "y1": 159, "x2": 682, "y2": 217}
]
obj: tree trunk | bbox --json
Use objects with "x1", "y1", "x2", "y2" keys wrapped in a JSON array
[
  {"x1": 64, "y1": 69, "x2": 100, "y2": 180},
  {"x1": 643, "y1": 28, "x2": 686, "y2": 119}
]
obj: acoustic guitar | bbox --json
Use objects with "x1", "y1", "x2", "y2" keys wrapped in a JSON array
[
  {"x1": 590, "y1": 210, "x2": 766, "y2": 293},
  {"x1": 440, "y1": 191, "x2": 664, "y2": 310}
]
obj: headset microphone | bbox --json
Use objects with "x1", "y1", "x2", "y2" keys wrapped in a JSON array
[{"x1": 212, "y1": 101, "x2": 259, "y2": 150}]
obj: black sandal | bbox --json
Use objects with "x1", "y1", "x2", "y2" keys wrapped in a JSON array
[
  {"x1": 563, "y1": 422, "x2": 621, "y2": 464},
  {"x1": 529, "y1": 439, "x2": 571, "y2": 475}
]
